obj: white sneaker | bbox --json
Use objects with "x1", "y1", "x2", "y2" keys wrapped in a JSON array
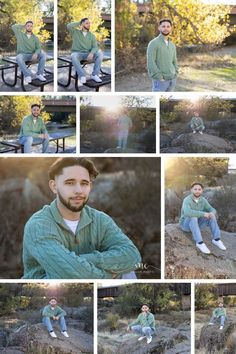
[
  {"x1": 80, "y1": 76, "x2": 87, "y2": 84},
  {"x1": 36, "y1": 74, "x2": 46, "y2": 81},
  {"x1": 49, "y1": 331, "x2": 57, "y2": 338},
  {"x1": 193, "y1": 131, "x2": 196, "y2": 134},
  {"x1": 220, "y1": 326, "x2": 224, "y2": 330},
  {"x1": 138, "y1": 336, "x2": 146, "y2": 341},
  {"x1": 91, "y1": 75, "x2": 102, "y2": 83},
  {"x1": 208, "y1": 322, "x2": 214, "y2": 325},
  {"x1": 196, "y1": 242, "x2": 211, "y2": 254},
  {"x1": 147, "y1": 336, "x2": 152, "y2": 344},
  {"x1": 212, "y1": 239, "x2": 226, "y2": 251},
  {"x1": 24, "y1": 76, "x2": 32, "y2": 84},
  {"x1": 199, "y1": 131, "x2": 203, "y2": 135},
  {"x1": 61, "y1": 331, "x2": 69, "y2": 338}
]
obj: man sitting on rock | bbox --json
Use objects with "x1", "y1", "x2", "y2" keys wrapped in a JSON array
[
  {"x1": 180, "y1": 182, "x2": 226, "y2": 254},
  {"x1": 208, "y1": 301, "x2": 226, "y2": 330},
  {"x1": 127, "y1": 303, "x2": 155, "y2": 344},
  {"x1": 42, "y1": 297, "x2": 69, "y2": 338},
  {"x1": 190, "y1": 112, "x2": 205, "y2": 134}
]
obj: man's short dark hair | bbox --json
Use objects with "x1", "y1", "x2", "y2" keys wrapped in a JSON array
[
  {"x1": 80, "y1": 17, "x2": 89, "y2": 25},
  {"x1": 49, "y1": 297, "x2": 57, "y2": 302},
  {"x1": 159, "y1": 19, "x2": 172, "y2": 26},
  {"x1": 48, "y1": 157, "x2": 99, "y2": 180},
  {"x1": 141, "y1": 303, "x2": 150, "y2": 308},
  {"x1": 25, "y1": 20, "x2": 33, "y2": 25},
  {"x1": 31, "y1": 103, "x2": 41, "y2": 109},
  {"x1": 191, "y1": 182, "x2": 204, "y2": 189}
]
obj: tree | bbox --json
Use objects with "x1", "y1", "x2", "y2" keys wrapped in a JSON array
[
  {"x1": 0, "y1": 0, "x2": 51, "y2": 52},
  {"x1": 58, "y1": 0, "x2": 109, "y2": 51},
  {"x1": 195, "y1": 284, "x2": 217, "y2": 310}
]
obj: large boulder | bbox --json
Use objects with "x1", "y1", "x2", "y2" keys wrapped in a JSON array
[
  {"x1": 199, "y1": 321, "x2": 236, "y2": 353},
  {"x1": 165, "y1": 223, "x2": 236, "y2": 279},
  {"x1": 171, "y1": 133, "x2": 234, "y2": 153},
  {"x1": 5, "y1": 323, "x2": 93, "y2": 354},
  {"x1": 98, "y1": 325, "x2": 190, "y2": 354}
]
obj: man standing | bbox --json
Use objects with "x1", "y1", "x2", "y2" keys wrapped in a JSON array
[
  {"x1": 147, "y1": 19, "x2": 178, "y2": 92},
  {"x1": 23, "y1": 157, "x2": 141, "y2": 279},
  {"x1": 12, "y1": 21, "x2": 46, "y2": 84},
  {"x1": 19, "y1": 103, "x2": 49, "y2": 153},
  {"x1": 42, "y1": 297, "x2": 69, "y2": 338},
  {"x1": 190, "y1": 112, "x2": 205, "y2": 134},
  {"x1": 67, "y1": 18, "x2": 103, "y2": 85},
  {"x1": 180, "y1": 182, "x2": 226, "y2": 254},
  {"x1": 117, "y1": 109, "x2": 133, "y2": 150},
  {"x1": 127, "y1": 304, "x2": 155, "y2": 344}
]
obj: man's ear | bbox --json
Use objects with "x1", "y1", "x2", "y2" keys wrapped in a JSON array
[{"x1": 49, "y1": 180, "x2": 57, "y2": 194}]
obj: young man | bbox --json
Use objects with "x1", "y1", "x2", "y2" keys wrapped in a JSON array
[
  {"x1": 127, "y1": 304, "x2": 155, "y2": 344},
  {"x1": 12, "y1": 21, "x2": 46, "y2": 84},
  {"x1": 208, "y1": 301, "x2": 226, "y2": 330},
  {"x1": 117, "y1": 110, "x2": 133, "y2": 150},
  {"x1": 19, "y1": 104, "x2": 49, "y2": 153},
  {"x1": 23, "y1": 157, "x2": 141, "y2": 279},
  {"x1": 42, "y1": 297, "x2": 69, "y2": 338},
  {"x1": 190, "y1": 112, "x2": 205, "y2": 134},
  {"x1": 147, "y1": 19, "x2": 178, "y2": 92},
  {"x1": 67, "y1": 18, "x2": 103, "y2": 85},
  {"x1": 180, "y1": 182, "x2": 226, "y2": 254}
]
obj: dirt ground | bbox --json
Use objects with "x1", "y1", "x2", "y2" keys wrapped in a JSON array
[{"x1": 115, "y1": 45, "x2": 236, "y2": 92}]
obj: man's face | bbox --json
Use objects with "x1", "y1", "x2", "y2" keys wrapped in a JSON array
[
  {"x1": 50, "y1": 165, "x2": 92, "y2": 213},
  {"x1": 194, "y1": 112, "x2": 199, "y2": 117},
  {"x1": 141, "y1": 305, "x2": 149, "y2": 313},
  {"x1": 82, "y1": 20, "x2": 90, "y2": 31},
  {"x1": 49, "y1": 299, "x2": 57, "y2": 307},
  {"x1": 25, "y1": 22, "x2": 33, "y2": 33},
  {"x1": 191, "y1": 184, "x2": 203, "y2": 198},
  {"x1": 218, "y1": 303, "x2": 223, "y2": 308},
  {"x1": 31, "y1": 106, "x2": 41, "y2": 117},
  {"x1": 159, "y1": 21, "x2": 172, "y2": 36}
]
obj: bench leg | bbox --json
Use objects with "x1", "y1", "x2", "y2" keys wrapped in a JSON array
[
  {"x1": 1, "y1": 65, "x2": 18, "y2": 87},
  {"x1": 63, "y1": 138, "x2": 65, "y2": 152},
  {"x1": 58, "y1": 64, "x2": 72, "y2": 87},
  {"x1": 75, "y1": 72, "x2": 81, "y2": 92},
  {"x1": 20, "y1": 72, "x2": 27, "y2": 92}
]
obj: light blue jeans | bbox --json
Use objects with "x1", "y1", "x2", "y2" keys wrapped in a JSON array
[
  {"x1": 191, "y1": 125, "x2": 205, "y2": 132},
  {"x1": 118, "y1": 129, "x2": 129, "y2": 149},
  {"x1": 71, "y1": 50, "x2": 103, "y2": 78},
  {"x1": 180, "y1": 216, "x2": 221, "y2": 243},
  {"x1": 16, "y1": 52, "x2": 46, "y2": 77},
  {"x1": 152, "y1": 78, "x2": 176, "y2": 92},
  {"x1": 131, "y1": 325, "x2": 154, "y2": 338},
  {"x1": 42, "y1": 316, "x2": 67, "y2": 332},
  {"x1": 19, "y1": 136, "x2": 49, "y2": 153},
  {"x1": 210, "y1": 315, "x2": 225, "y2": 326}
]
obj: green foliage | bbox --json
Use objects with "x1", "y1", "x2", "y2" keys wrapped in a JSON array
[
  {"x1": 58, "y1": 0, "x2": 110, "y2": 51},
  {"x1": 105, "y1": 312, "x2": 120, "y2": 331},
  {"x1": 195, "y1": 284, "x2": 217, "y2": 310},
  {"x1": 67, "y1": 113, "x2": 76, "y2": 126},
  {"x1": 0, "y1": 0, "x2": 51, "y2": 52},
  {"x1": 165, "y1": 158, "x2": 229, "y2": 192}
]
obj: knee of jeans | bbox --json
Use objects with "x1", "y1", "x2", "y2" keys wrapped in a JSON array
[
  {"x1": 71, "y1": 52, "x2": 78, "y2": 59},
  {"x1": 95, "y1": 50, "x2": 103, "y2": 59},
  {"x1": 38, "y1": 51, "x2": 46, "y2": 59},
  {"x1": 190, "y1": 217, "x2": 198, "y2": 223},
  {"x1": 16, "y1": 54, "x2": 24, "y2": 63},
  {"x1": 26, "y1": 136, "x2": 33, "y2": 143}
]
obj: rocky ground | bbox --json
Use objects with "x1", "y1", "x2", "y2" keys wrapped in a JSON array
[
  {"x1": 165, "y1": 223, "x2": 236, "y2": 279},
  {"x1": 98, "y1": 312, "x2": 190, "y2": 354}
]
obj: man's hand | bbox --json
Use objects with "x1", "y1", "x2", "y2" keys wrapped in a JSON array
[
  {"x1": 31, "y1": 53, "x2": 38, "y2": 63},
  {"x1": 87, "y1": 53, "x2": 93, "y2": 61},
  {"x1": 39, "y1": 134, "x2": 48, "y2": 139},
  {"x1": 204, "y1": 212, "x2": 215, "y2": 219},
  {"x1": 55, "y1": 316, "x2": 59, "y2": 320}
]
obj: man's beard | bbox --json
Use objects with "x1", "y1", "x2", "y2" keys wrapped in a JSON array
[
  {"x1": 58, "y1": 191, "x2": 88, "y2": 212},
  {"x1": 193, "y1": 193, "x2": 201, "y2": 198},
  {"x1": 161, "y1": 31, "x2": 170, "y2": 37}
]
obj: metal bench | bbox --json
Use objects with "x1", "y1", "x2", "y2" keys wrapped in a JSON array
[
  {"x1": 0, "y1": 144, "x2": 16, "y2": 153},
  {"x1": 58, "y1": 55, "x2": 111, "y2": 92},
  {"x1": 1, "y1": 55, "x2": 53, "y2": 91},
  {"x1": 1, "y1": 130, "x2": 76, "y2": 153}
]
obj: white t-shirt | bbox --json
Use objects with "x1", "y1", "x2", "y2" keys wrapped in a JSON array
[
  {"x1": 164, "y1": 39, "x2": 169, "y2": 46},
  {"x1": 82, "y1": 31, "x2": 88, "y2": 37},
  {"x1": 63, "y1": 219, "x2": 79, "y2": 234},
  {"x1": 27, "y1": 34, "x2": 32, "y2": 39}
]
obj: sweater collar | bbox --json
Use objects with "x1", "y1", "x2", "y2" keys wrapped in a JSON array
[{"x1": 50, "y1": 199, "x2": 92, "y2": 231}]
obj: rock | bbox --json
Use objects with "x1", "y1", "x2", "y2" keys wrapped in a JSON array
[
  {"x1": 171, "y1": 133, "x2": 234, "y2": 153},
  {"x1": 165, "y1": 223, "x2": 236, "y2": 279},
  {"x1": 98, "y1": 325, "x2": 190, "y2": 354},
  {"x1": 6, "y1": 323, "x2": 93, "y2": 354},
  {"x1": 160, "y1": 134, "x2": 172, "y2": 148},
  {"x1": 225, "y1": 329, "x2": 236, "y2": 354},
  {"x1": 199, "y1": 322, "x2": 236, "y2": 353},
  {"x1": 161, "y1": 146, "x2": 186, "y2": 153},
  {"x1": 165, "y1": 189, "x2": 182, "y2": 223}
]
